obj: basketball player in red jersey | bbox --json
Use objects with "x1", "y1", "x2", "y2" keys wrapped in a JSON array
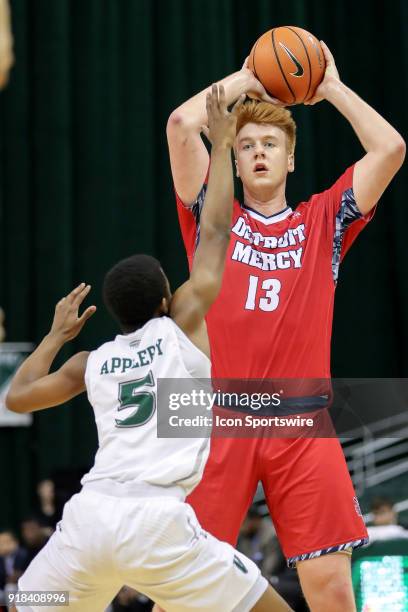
[{"x1": 166, "y1": 42, "x2": 405, "y2": 611}]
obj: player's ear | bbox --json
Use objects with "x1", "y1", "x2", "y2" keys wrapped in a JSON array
[
  {"x1": 158, "y1": 297, "x2": 169, "y2": 316},
  {"x1": 288, "y1": 152, "x2": 295, "y2": 173},
  {"x1": 235, "y1": 158, "x2": 240, "y2": 178}
]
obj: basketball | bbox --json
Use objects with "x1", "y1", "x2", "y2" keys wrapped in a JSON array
[{"x1": 248, "y1": 26, "x2": 326, "y2": 105}]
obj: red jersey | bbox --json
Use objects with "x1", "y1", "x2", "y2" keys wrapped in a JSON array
[{"x1": 177, "y1": 165, "x2": 374, "y2": 379}]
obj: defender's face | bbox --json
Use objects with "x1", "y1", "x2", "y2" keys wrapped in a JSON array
[{"x1": 235, "y1": 123, "x2": 294, "y2": 195}]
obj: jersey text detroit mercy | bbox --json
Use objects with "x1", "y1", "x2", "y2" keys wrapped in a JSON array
[{"x1": 231, "y1": 216, "x2": 305, "y2": 271}]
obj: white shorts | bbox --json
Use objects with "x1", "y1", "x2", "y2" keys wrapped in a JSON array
[{"x1": 18, "y1": 487, "x2": 267, "y2": 611}]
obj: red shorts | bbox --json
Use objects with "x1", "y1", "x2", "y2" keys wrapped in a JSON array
[{"x1": 187, "y1": 426, "x2": 368, "y2": 567}]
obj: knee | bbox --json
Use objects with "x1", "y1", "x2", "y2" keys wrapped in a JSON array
[
  {"x1": 309, "y1": 571, "x2": 355, "y2": 609},
  {"x1": 323, "y1": 576, "x2": 354, "y2": 605}
]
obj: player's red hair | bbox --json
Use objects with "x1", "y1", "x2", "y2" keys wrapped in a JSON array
[{"x1": 235, "y1": 100, "x2": 297, "y2": 153}]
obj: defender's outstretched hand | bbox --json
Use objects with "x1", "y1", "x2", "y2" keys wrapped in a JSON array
[
  {"x1": 6, "y1": 283, "x2": 94, "y2": 413},
  {"x1": 304, "y1": 41, "x2": 340, "y2": 106},
  {"x1": 50, "y1": 283, "x2": 96, "y2": 343},
  {"x1": 201, "y1": 84, "x2": 245, "y2": 147}
]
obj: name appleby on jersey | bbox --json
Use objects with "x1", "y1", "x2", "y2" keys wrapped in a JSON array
[
  {"x1": 231, "y1": 217, "x2": 306, "y2": 270},
  {"x1": 99, "y1": 338, "x2": 163, "y2": 375}
]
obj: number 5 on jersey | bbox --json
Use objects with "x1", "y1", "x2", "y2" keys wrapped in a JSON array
[
  {"x1": 115, "y1": 371, "x2": 156, "y2": 428},
  {"x1": 245, "y1": 275, "x2": 281, "y2": 311}
]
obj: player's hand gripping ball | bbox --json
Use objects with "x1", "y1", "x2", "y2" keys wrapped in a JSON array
[{"x1": 248, "y1": 26, "x2": 326, "y2": 105}]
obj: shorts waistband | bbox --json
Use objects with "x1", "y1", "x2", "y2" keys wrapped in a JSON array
[{"x1": 82, "y1": 479, "x2": 186, "y2": 500}]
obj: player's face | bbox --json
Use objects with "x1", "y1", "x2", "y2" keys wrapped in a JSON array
[{"x1": 235, "y1": 123, "x2": 294, "y2": 196}]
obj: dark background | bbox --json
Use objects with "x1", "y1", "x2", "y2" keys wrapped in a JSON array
[{"x1": 0, "y1": 0, "x2": 407, "y2": 528}]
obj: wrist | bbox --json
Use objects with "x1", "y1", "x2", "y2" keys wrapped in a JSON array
[
  {"x1": 321, "y1": 76, "x2": 346, "y2": 101},
  {"x1": 44, "y1": 331, "x2": 66, "y2": 349},
  {"x1": 235, "y1": 68, "x2": 257, "y2": 93},
  {"x1": 211, "y1": 141, "x2": 233, "y2": 152}
]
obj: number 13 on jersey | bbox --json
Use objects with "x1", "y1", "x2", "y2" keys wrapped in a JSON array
[{"x1": 245, "y1": 275, "x2": 281, "y2": 312}]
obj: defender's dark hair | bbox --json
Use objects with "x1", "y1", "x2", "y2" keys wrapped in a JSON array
[{"x1": 103, "y1": 254, "x2": 168, "y2": 332}]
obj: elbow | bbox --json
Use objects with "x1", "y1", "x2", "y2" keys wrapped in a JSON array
[
  {"x1": 5, "y1": 392, "x2": 23, "y2": 413},
  {"x1": 166, "y1": 109, "x2": 197, "y2": 137},
  {"x1": 387, "y1": 135, "x2": 406, "y2": 168},
  {"x1": 395, "y1": 136, "x2": 406, "y2": 164},
  {"x1": 5, "y1": 389, "x2": 31, "y2": 413},
  {"x1": 167, "y1": 109, "x2": 184, "y2": 130}
]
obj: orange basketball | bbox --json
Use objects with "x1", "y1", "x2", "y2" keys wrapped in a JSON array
[{"x1": 248, "y1": 26, "x2": 326, "y2": 105}]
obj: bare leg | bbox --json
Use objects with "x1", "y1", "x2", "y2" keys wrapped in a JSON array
[
  {"x1": 296, "y1": 552, "x2": 356, "y2": 612},
  {"x1": 251, "y1": 583, "x2": 293, "y2": 611},
  {"x1": 152, "y1": 585, "x2": 293, "y2": 612}
]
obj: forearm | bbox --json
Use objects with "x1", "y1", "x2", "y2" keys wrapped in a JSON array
[
  {"x1": 200, "y1": 144, "x2": 233, "y2": 235},
  {"x1": 167, "y1": 68, "x2": 261, "y2": 205},
  {"x1": 324, "y1": 79, "x2": 405, "y2": 153},
  {"x1": 170, "y1": 70, "x2": 252, "y2": 130},
  {"x1": 9, "y1": 333, "x2": 64, "y2": 390}
]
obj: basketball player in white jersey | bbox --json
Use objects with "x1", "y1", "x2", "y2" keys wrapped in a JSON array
[{"x1": 6, "y1": 86, "x2": 292, "y2": 612}]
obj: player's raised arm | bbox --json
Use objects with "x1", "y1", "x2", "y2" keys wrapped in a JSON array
[
  {"x1": 6, "y1": 283, "x2": 96, "y2": 413},
  {"x1": 306, "y1": 42, "x2": 406, "y2": 215},
  {"x1": 170, "y1": 85, "x2": 243, "y2": 346},
  {"x1": 167, "y1": 63, "x2": 277, "y2": 205}
]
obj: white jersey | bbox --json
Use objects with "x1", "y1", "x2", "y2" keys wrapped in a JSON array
[{"x1": 81, "y1": 316, "x2": 211, "y2": 498}]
